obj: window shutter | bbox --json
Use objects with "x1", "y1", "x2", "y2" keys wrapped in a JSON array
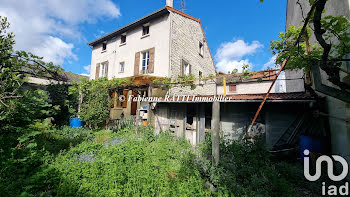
[
  {"x1": 148, "y1": 47, "x2": 155, "y2": 73},
  {"x1": 181, "y1": 59, "x2": 184, "y2": 77},
  {"x1": 95, "y1": 63, "x2": 100, "y2": 79},
  {"x1": 134, "y1": 52, "x2": 140, "y2": 76},
  {"x1": 122, "y1": 90, "x2": 128, "y2": 108},
  {"x1": 189, "y1": 64, "x2": 192, "y2": 75},
  {"x1": 105, "y1": 61, "x2": 109, "y2": 78}
]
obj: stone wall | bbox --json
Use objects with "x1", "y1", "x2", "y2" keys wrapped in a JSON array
[{"x1": 167, "y1": 11, "x2": 217, "y2": 96}]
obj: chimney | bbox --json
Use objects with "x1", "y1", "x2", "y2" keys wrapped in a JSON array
[{"x1": 166, "y1": 0, "x2": 173, "y2": 7}]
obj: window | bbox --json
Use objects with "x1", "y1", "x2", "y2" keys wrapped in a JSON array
[
  {"x1": 100, "y1": 62, "x2": 107, "y2": 77},
  {"x1": 102, "y1": 42, "x2": 107, "y2": 51},
  {"x1": 229, "y1": 85, "x2": 237, "y2": 92},
  {"x1": 199, "y1": 41, "x2": 204, "y2": 56},
  {"x1": 183, "y1": 61, "x2": 190, "y2": 76},
  {"x1": 199, "y1": 71, "x2": 204, "y2": 85},
  {"x1": 121, "y1": 34, "x2": 126, "y2": 44},
  {"x1": 119, "y1": 62, "x2": 125, "y2": 73},
  {"x1": 141, "y1": 51, "x2": 150, "y2": 73},
  {"x1": 142, "y1": 24, "x2": 150, "y2": 36}
]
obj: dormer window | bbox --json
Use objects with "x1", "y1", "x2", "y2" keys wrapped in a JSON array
[
  {"x1": 199, "y1": 41, "x2": 204, "y2": 57},
  {"x1": 121, "y1": 33, "x2": 126, "y2": 44},
  {"x1": 102, "y1": 42, "x2": 107, "y2": 51},
  {"x1": 142, "y1": 24, "x2": 150, "y2": 36}
]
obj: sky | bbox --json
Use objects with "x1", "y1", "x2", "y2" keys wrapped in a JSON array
[{"x1": 0, "y1": 0, "x2": 287, "y2": 76}]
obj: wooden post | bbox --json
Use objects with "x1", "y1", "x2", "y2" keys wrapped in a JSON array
[
  {"x1": 212, "y1": 101, "x2": 220, "y2": 166},
  {"x1": 199, "y1": 103, "x2": 205, "y2": 143}
]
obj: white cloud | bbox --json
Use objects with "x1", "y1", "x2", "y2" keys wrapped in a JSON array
[
  {"x1": 216, "y1": 59, "x2": 252, "y2": 73},
  {"x1": 215, "y1": 39, "x2": 262, "y2": 73},
  {"x1": 80, "y1": 65, "x2": 91, "y2": 76},
  {"x1": 83, "y1": 65, "x2": 91, "y2": 73},
  {"x1": 215, "y1": 40, "x2": 263, "y2": 61},
  {"x1": 32, "y1": 36, "x2": 77, "y2": 65},
  {"x1": 0, "y1": 0, "x2": 121, "y2": 65},
  {"x1": 262, "y1": 55, "x2": 279, "y2": 70}
]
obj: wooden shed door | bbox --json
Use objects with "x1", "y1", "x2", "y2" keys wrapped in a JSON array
[{"x1": 131, "y1": 91, "x2": 138, "y2": 115}]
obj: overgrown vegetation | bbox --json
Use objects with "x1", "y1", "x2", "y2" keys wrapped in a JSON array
[
  {"x1": 270, "y1": 0, "x2": 350, "y2": 98},
  {"x1": 68, "y1": 77, "x2": 131, "y2": 129},
  {"x1": 197, "y1": 134, "x2": 321, "y2": 197}
]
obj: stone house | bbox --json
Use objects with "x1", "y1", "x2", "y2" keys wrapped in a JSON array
[
  {"x1": 87, "y1": 1, "x2": 318, "y2": 147},
  {"x1": 88, "y1": 1, "x2": 216, "y2": 120}
]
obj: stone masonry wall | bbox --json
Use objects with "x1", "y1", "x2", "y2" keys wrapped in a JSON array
[{"x1": 167, "y1": 12, "x2": 217, "y2": 96}]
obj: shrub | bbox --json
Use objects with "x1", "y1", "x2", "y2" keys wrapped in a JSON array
[
  {"x1": 50, "y1": 131, "x2": 211, "y2": 196},
  {"x1": 197, "y1": 133, "x2": 298, "y2": 197}
]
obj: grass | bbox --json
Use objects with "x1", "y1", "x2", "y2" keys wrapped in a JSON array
[{"x1": 1, "y1": 126, "x2": 324, "y2": 196}]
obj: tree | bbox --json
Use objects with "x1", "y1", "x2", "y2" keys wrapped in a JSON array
[
  {"x1": 0, "y1": 15, "x2": 66, "y2": 153},
  {"x1": 269, "y1": 0, "x2": 350, "y2": 101},
  {"x1": 0, "y1": 16, "x2": 66, "y2": 108}
]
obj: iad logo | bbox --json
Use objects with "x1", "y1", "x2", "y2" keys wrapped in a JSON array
[
  {"x1": 303, "y1": 149, "x2": 348, "y2": 181},
  {"x1": 303, "y1": 149, "x2": 349, "y2": 196}
]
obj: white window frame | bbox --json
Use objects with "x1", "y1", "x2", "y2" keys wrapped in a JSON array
[
  {"x1": 140, "y1": 51, "x2": 150, "y2": 73},
  {"x1": 184, "y1": 62, "x2": 190, "y2": 75},
  {"x1": 119, "y1": 62, "x2": 125, "y2": 73},
  {"x1": 100, "y1": 62, "x2": 106, "y2": 78}
]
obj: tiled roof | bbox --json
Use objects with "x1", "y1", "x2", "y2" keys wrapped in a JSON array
[
  {"x1": 217, "y1": 70, "x2": 278, "y2": 85},
  {"x1": 88, "y1": 6, "x2": 202, "y2": 46}
]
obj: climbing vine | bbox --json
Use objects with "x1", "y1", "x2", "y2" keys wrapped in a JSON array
[
  {"x1": 270, "y1": 0, "x2": 350, "y2": 92},
  {"x1": 69, "y1": 77, "x2": 131, "y2": 129}
]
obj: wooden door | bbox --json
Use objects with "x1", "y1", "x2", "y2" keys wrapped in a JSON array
[{"x1": 131, "y1": 91, "x2": 138, "y2": 115}]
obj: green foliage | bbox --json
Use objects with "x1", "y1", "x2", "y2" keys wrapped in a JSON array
[
  {"x1": 176, "y1": 74, "x2": 197, "y2": 90},
  {"x1": 0, "y1": 16, "x2": 76, "y2": 197},
  {"x1": 153, "y1": 77, "x2": 172, "y2": 89},
  {"x1": 0, "y1": 127, "x2": 93, "y2": 196},
  {"x1": 270, "y1": 25, "x2": 321, "y2": 72},
  {"x1": 69, "y1": 77, "x2": 131, "y2": 129},
  {"x1": 270, "y1": 10, "x2": 350, "y2": 73},
  {"x1": 46, "y1": 84, "x2": 70, "y2": 126},
  {"x1": 197, "y1": 133, "x2": 315, "y2": 197},
  {"x1": 49, "y1": 130, "x2": 210, "y2": 196}
]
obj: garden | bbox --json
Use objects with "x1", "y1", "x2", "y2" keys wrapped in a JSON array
[{"x1": 1, "y1": 5, "x2": 343, "y2": 195}]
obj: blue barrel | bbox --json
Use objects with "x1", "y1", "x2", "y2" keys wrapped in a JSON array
[
  {"x1": 70, "y1": 118, "x2": 82, "y2": 128},
  {"x1": 300, "y1": 135, "x2": 324, "y2": 158}
]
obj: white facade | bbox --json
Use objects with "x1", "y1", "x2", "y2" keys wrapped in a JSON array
[
  {"x1": 88, "y1": 7, "x2": 217, "y2": 97},
  {"x1": 90, "y1": 14, "x2": 171, "y2": 79}
]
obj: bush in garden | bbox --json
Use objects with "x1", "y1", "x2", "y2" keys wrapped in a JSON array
[
  {"x1": 196, "y1": 132, "x2": 323, "y2": 197},
  {"x1": 69, "y1": 77, "x2": 131, "y2": 129},
  {"x1": 50, "y1": 131, "x2": 211, "y2": 196}
]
